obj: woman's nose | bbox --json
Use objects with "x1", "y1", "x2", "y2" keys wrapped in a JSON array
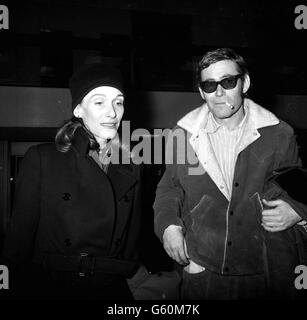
[{"x1": 105, "y1": 103, "x2": 116, "y2": 118}]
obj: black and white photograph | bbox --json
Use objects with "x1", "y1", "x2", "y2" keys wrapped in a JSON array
[{"x1": 0, "y1": 0, "x2": 307, "y2": 312}]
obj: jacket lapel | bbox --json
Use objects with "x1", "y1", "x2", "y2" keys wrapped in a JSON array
[
  {"x1": 236, "y1": 99, "x2": 279, "y2": 155},
  {"x1": 107, "y1": 164, "x2": 137, "y2": 202},
  {"x1": 190, "y1": 131, "x2": 230, "y2": 200},
  {"x1": 72, "y1": 128, "x2": 137, "y2": 202},
  {"x1": 178, "y1": 98, "x2": 280, "y2": 201}
]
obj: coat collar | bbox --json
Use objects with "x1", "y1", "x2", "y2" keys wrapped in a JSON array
[
  {"x1": 72, "y1": 127, "x2": 92, "y2": 157},
  {"x1": 177, "y1": 98, "x2": 280, "y2": 137},
  {"x1": 107, "y1": 163, "x2": 138, "y2": 202},
  {"x1": 177, "y1": 98, "x2": 280, "y2": 201},
  {"x1": 72, "y1": 128, "x2": 137, "y2": 201}
]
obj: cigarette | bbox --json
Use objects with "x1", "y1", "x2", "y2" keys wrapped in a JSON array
[{"x1": 225, "y1": 101, "x2": 235, "y2": 109}]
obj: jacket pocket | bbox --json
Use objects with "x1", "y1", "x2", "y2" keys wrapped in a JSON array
[
  {"x1": 249, "y1": 192, "x2": 264, "y2": 226},
  {"x1": 184, "y1": 194, "x2": 213, "y2": 235}
]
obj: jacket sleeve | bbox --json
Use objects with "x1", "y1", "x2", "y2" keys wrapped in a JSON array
[
  {"x1": 273, "y1": 122, "x2": 307, "y2": 221},
  {"x1": 121, "y1": 163, "x2": 143, "y2": 265},
  {"x1": 153, "y1": 130, "x2": 185, "y2": 242},
  {"x1": 2, "y1": 146, "x2": 41, "y2": 265}
]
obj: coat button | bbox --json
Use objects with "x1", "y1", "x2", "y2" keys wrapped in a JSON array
[
  {"x1": 234, "y1": 182, "x2": 239, "y2": 187},
  {"x1": 64, "y1": 238, "x2": 72, "y2": 247},
  {"x1": 63, "y1": 193, "x2": 71, "y2": 201},
  {"x1": 115, "y1": 239, "x2": 121, "y2": 246},
  {"x1": 122, "y1": 195, "x2": 129, "y2": 202}
]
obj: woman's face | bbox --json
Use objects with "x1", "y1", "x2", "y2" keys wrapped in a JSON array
[{"x1": 74, "y1": 86, "x2": 124, "y2": 142}]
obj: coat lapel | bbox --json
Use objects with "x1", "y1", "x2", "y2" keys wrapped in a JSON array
[
  {"x1": 178, "y1": 98, "x2": 280, "y2": 201},
  {"x1": 72, "y1": 128, "x2": 137, "y2": 202},
  {"x1": 107, "y1": 163, "x2": 137, "y2": 202},
  {"x1": 190, "y1": 131, "x2": 230, "y2": 200}
]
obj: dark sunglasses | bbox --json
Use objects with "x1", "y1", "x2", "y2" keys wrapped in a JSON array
[{"x1": 200, "y1": 74, "x2": 242, "y2": 93}]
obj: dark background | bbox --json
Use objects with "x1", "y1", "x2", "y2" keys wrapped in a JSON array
[
  {"x1": 0, "y1": 0, "x2": 307, "y2": 272},
  {"x1": 1, "y1": 0, "x2": 306, "y2": 94}
]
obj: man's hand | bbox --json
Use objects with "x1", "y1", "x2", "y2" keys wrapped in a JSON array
[
  {"x1": 162, "y1": 225, "x2": 189, "y2": 265},
  {"x1": 262, "y1": 198, "x2": 302, "y2": 232}
]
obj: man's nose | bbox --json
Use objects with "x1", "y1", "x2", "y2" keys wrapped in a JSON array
[{"x1": 215, "y1": 84, "x2": 225, "y2": 97}]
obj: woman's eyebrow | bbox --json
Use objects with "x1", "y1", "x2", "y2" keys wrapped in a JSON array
[
  {"x1": 90, "y1": 94, "x2": 124, "y2": 99},
  {"x1": 90, "y1": 94, "x2": 106, "y2": 99}
]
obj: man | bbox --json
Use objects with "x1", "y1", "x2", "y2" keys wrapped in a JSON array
[{"x1": 154, "y1": 48, "x2": 307, "y2": 299}]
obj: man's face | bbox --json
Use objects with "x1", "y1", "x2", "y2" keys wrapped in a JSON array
[
  {"x1": 199, "y1": 59, "x2": 250, "y2": 121},
  {"x1": 74, "y1": 86, "x2": 124, "y2": 141}
]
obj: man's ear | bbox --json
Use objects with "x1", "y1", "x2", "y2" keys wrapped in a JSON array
[
  {"x1": 198, "y1": 87, "x2": 206, "y2": 100},
  {"x1": 243, "y1": 74, "x2": 250, "y2": 94},
  {"x1": 73, "y1": 104, "x2": 82, "y2": 118}
]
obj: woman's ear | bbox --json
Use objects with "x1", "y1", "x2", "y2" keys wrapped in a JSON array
[
  {"x1": 73, "y1": 104, "x2": 82, "y2": 118},
  {"x1": 243, "y1": 74, "x2": 251, "y2": 94}
]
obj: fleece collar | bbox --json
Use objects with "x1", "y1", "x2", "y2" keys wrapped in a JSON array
[
  {"x1": 177, "y1": 98, "x2": 280, "y2": 136},
  {"x1": 177, "y1": 98, "x2": 280, "y2": 201}
]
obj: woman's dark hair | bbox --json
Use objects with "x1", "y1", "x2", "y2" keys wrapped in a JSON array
[
  {"x1": 55, "y1": 117, "x2": 99, "y2": 153},
  {"x1": 55, "y1": 117, "x2": 132, "y2": 159}
]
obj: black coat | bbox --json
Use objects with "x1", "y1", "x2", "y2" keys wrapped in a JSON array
[{"x1": 2, "y1": 129, "x2": 142, "y2": 281}]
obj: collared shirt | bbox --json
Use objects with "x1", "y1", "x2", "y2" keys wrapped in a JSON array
[{"x1": 205, "y1": 108, "x2": 248, "y2": 198}]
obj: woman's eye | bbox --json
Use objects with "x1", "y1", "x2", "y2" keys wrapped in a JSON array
[
  {"x1": 94, "y1": 101, "x2": 103, "y2": 106},
  {"x1": 115, "y1": 101, "x2": 124, "y2": 106}
]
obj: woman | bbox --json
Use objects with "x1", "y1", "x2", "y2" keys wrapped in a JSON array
[{"x1": 2, "y1": 64, "x2": 142, "y2": 299}]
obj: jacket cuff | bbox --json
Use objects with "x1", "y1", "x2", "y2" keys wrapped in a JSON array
[{"x1": 154, "y1": 214, "x2": 185, "y2": 242}]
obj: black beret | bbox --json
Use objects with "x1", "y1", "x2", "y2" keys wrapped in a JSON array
[{"x1": 69, "y1": 64, "x2": 124, "y2": 110}]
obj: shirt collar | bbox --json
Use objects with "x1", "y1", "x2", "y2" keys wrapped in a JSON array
[{"x1": 204, "y1": 106, "x2": 248, "y2": 133}]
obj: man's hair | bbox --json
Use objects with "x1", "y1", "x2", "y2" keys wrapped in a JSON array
[{"x1": 197, "y1": 48, "x2": 249, "y2": 85}]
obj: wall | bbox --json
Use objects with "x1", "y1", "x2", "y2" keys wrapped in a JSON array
[{"x1": 0, "y1": 86, "x2": 306, "y2": 130}]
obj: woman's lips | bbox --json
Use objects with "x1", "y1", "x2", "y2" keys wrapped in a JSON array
[{"x1": 100, "y1": 123, "x2": 117, "y2": 128}]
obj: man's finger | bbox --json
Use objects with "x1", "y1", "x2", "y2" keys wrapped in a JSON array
[
  {"x1": 165, "y1": 242, "x2": 188, "y2": 264},
  {"x1": 173, "y1": 249, "x2": 188, "y2": 265},
  {"x1": 262, "y1": 198, "x2": 282, "y2": 207},
  {"x1": 262, "y1": 209, "x2": 279, "y2": 216},
  {"x1": 175, "y1": 245, "x2": 189, "y2": 264},
  {"x1": 262, "y1": 223, "x2": 281, "y2": 232},
  {"x1": 263, "y1": 221, "x2": 282, "y2": 227},
  {"x1": 262, "y1": 215, "x2": 282, "y2": 222},
  {"x1": 164, "y1": 247, "x2": 174, "y2": 259}
]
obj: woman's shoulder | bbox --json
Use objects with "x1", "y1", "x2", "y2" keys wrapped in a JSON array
[{"x1": 24, "y1": 142, "x2": 71, "y2": 162}]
